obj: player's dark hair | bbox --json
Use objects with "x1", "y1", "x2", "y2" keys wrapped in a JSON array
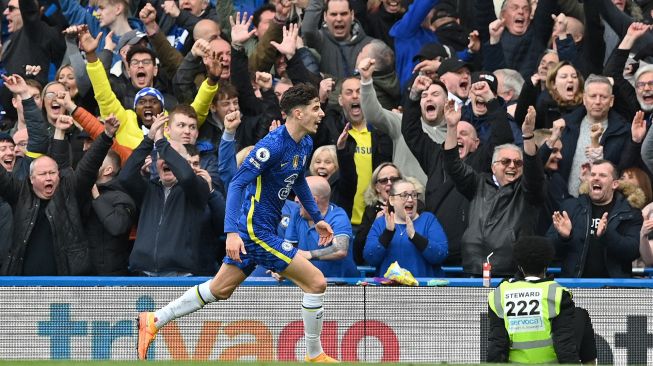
[
  {"x1": 279, "y1": 83, "x2": 319, "y2": 115},
  {"x1": 513, "y1": 236, "x2": 555, "y2": 275}
]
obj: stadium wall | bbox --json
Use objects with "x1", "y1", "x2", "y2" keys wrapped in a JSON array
[{"x1": 0, "y1": 277, "x2": 652, "y2": 364}]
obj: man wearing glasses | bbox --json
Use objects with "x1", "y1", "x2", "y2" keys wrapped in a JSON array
[{"x1": 443, "y1": 92, "x2": 545, "y2": 277}]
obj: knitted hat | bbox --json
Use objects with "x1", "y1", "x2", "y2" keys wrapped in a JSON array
[{"x1": 134, "y1": 87, "x2": 164, "y2": 109}]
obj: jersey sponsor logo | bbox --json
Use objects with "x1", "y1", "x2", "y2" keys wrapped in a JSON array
[
  {"x1": 278, "y1": 173, "x2": 298, "y2": 200},
  {"x1": 282, "y1": 241, "x2": 293, "y2": 251},
  {"x1": 249, "y1": 157, "x2": 261, "y2": 169},
  {"x1": 255, "y1": 147, "x2": 270, "y2": 162}
]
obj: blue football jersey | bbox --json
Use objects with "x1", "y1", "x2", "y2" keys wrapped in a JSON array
[{"x1": 225, "y1": 126, "x2": 320, "y2": 238}]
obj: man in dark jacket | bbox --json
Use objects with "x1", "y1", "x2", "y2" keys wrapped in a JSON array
[
  {"x1": 548, "y1": 160, "x2": 642, "y2": 278},
  {"x1": 443, "y1": 98, "x2": 545, "y2": 277},
  {"x1": 557, "y1": 75, "x2": 630, "y2": 197},
  {"x1": 401, "y1": 75, "x2": 514, "y2": 266},
  {"x1": 84, "y1": 150, "x2": 136, "y2": 275},
  {"x1": 119, "y1": 114, "x2": 211, "y2": 276},
  {"x1": 0, "y1": 91, "x2": 118, "y2": 275}
]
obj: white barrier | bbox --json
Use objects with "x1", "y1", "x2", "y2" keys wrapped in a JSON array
[{"x1": 0, "y1": 285, "x2": 650, "y2": 364}]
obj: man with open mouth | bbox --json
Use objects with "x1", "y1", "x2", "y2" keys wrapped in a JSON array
[
  {"x1": 462, "y1": 71, "x2": 524, "y2": 146},
  {"x1": 443, "y1": 102, "x2": 545, "y2": 277},
  {"x1": 553, "y1": 75, "x2": 629, "y2": 198},
  {"x1": 0, "y1": 83, "x2": 120, "y2": 276},
  {"x1": 549, "y1": 159, "x2": 642, "y2": 278},
  {"x1": 78, "y1": 26, "x2": 218, "y2": 159},
  {"x1": 301, "y1": 0, "x2": 374, "y2": 78}
]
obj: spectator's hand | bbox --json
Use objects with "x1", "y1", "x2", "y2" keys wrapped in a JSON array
[
  {"x1": 140, "y1": 3, "x2": 160, "y2": 35},
  {"x1": 195, "y1": 168, "x2": 212, "y2": 190},
  {"x1": 318, "y1": 77, "x2": 334, "y2": 104},
  {"x1": 104, "y1": 114, "x2": 120, "y2": 138},
  {"x1": 632, "y1": 110, "x2": 647, "y2": 143},
  {"x1": 203, "y1": 52, "x2": 224, "y2": 79},
  {"x1": 625, "y1": 22, "x2": 651, "y2": 41},
  {"x1": 161, "y1": 0, "x2": 180, "y2": 18},
  {"x1": 270, "y1": 23, "x2": 299, "y2": 60},
  {"x1": 551, "y1": 13, "x2": 568, "y2": 39},
  {"x1": 336, "y1": 122, "x2": 351, "y2": 150},
  {"x1": 56, "y1": 90, "x2": 76, "y2": 113},
  {"x1": 103, "y1": 31, "x2": 116, "y2": 52},
  {"x1": 1, "y1": 74, "x2": 30, "y2": 99},
  {"x1": 357, "y1": 57, "x2": 376, "y2": 83},
  {"x1": 444, "y1": 100, "x2": 461, "y2": 129},
  {"x1": 226, "y1": 232, "x2": 247, "y2": 262},
  {"x1": 596, "y1": 212, "x2": 608, "y2": 237},
  {"x1": 552, "y1": 118, "x2": 565, "y2": 137},
  {"x1": 489, "y1": 18, "x2": 505, "y2": 45},
  {"x1": 148, "y1": 113, "x2": 168, "y2": 140},
  {"x1": 54, "y1": 115, "x2": 74, "y2": 131},
  {"x1": 255, "y1": 71, "x2": 273, "y2": 91},
  {"x1": 141, "y1": 155, "x2": 153, "y2": 177},
  {"x1": 275, "y1": 0, "x2": 292, "y2": 21},
  {"x1": 384, "y1": 205, "x2": 395, "y2": 231},
  {"x1": 269, "y1": 119, "x2": 281, "y2": 132},
  {"x1": 530, "y1": 73, "x2": 542, "y2": 87},
  {"x1": 471, "y1": 81, "x2": 494, "y2": 103},
  {"x1": 266, "y1": 269, "x2": 286, "y2": 281},
  {"x1": 641, "y1": 217, "x2": 653, "y2": 236},
  {"x1": 468, "y1": 30, "x2": 480, "y2": 53},
  {"x1": 412, "y1": 59, "x2": 440, "y2": 79},
  {"x1": 409, "y1": 74, "x2": 432, "y2": 100},
  {"x1": 62, "y1": 25, "x2": 85, "y2": 38},
  {"x1": 522, "y1": 106, "x2": 536, "y2": 136},
  {"x1": 191, "y1": 38, "x2": 211, "y2": 58},
  {"x1": 411, "y1": 74, "x2": 432, "y2": 94},
  {"x1": 229, "y1": 12, "x2": 255, "y2": 47},
  {"x1": 405, "y1": 214, "x2": 415, "y2": 239},
  {"x1": 552, "y1": 211, "x2": 572, "y2": 239},
  {"x1": 224, "y1": 111, "x2": 242, "y2": 134},
  {"x1": 315, "y1": 220, "x2": 334, "y2": 246},
  {"x1": 25, "y1": 65, "x2": 41, "y2": 77},
  {"x1": 78, "y1": 26, "x2": 102, "y2": 54},
  {"x1": 590, "y1": 123, "x2": 603, "y2": 148}
]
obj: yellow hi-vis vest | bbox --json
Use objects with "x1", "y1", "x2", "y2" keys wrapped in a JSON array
[{"x1": 488, "y1": 280, "x2": 568, "y2": 364}]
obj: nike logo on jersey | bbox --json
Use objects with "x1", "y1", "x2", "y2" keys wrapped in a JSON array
[{"x1": 281, "y1": 162, "x2": 289, "y2": 168}]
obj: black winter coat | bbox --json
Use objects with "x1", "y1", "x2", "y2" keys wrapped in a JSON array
[{"x1": 0, "y1": 133, "x2": 114, "y2": 275}]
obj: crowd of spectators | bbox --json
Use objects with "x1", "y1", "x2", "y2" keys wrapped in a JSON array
[{"x1": 1, "y1": 0, "x2": 653, "y2": 279}]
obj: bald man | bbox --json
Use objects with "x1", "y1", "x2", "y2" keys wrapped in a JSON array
[
  {"x1": 287, "y1": 176, "x2": 359, "y2": 277},
  {"x1": 0, "y1": 119, "x2": 118, "y2": 275}
]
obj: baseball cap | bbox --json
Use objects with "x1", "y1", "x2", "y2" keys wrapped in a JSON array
[
  {"x1": 413, "y1": 43, "x2": 452, "y2": 62},
  {"x1": 437, "y1": 58, "x2": 472, "y2": 75},
  {"x1": 432, "y1": 1, "x2": 458, "y2": 22},
  {"x1": 117, "y1": 30, "x2": 148, "y2": 52},
  {"x1": 471, "y1": 71, "x2": 498, "y2": 95}
]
